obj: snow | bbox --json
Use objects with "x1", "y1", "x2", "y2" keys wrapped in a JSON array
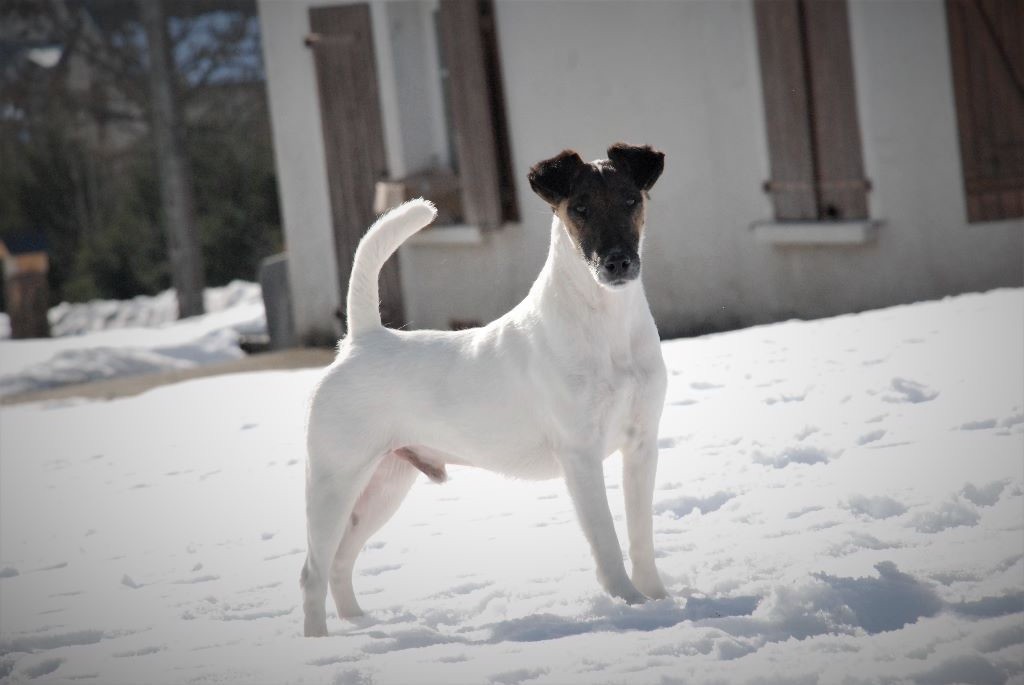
[
  {"x1": 1, "y1": 288, "x2": 1022, "y2": 684},
  {"x1": 0, "y1": 282, "x2": 265, "y2": 397}
]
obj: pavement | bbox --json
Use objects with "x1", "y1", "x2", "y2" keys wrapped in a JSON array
[{"x1": 0, "y1": 348, "x2": 336, "y2": 406}]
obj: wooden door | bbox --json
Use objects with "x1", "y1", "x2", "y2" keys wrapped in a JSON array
[{"x1": 309, "y1": 4, "x2": 404, "y2": 330}]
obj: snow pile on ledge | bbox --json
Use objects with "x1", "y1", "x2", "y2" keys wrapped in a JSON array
[
  {"x1": 0, "y1": 282, "x2": 265, "y2": 397},
  {"x1": 0, "y1": 288, "x2": 1021, "y2": 684}
]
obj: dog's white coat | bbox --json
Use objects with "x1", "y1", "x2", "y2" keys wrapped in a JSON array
[{"x1": 302, "y1": 199, "x2": 668, "y2": 636}]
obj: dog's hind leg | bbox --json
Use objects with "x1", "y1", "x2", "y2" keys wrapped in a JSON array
[
  {"x1": 301, "y1": 452, "x2": 381, "y2": 637},
  {"x1": 328, "y1": 453, "x2": 418, "y2": 619}
]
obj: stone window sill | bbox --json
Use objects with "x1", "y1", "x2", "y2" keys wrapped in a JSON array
[{"x1": 751, "y1": 220, "x2": 880, "y2": 246}]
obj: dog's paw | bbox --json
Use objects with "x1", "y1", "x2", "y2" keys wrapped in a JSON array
[
  {"x1": 630, "y1": 573, "x2": 671, "y2": 593},
  {"x1": 632, "y1": 573, "x2": 669, "y2": 600},
  {"x1": 609, "y1": 583, "x2": 648, "y2": 605},
  {"x1": 640, "y1": 585, "x2": 670, "y2": 600},
  {"x1": 303, "y1": 619, "x2": 329, "y2": 638}
]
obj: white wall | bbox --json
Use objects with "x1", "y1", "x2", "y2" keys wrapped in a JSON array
[
  {"x1": 258, "y1": 0, "x2": 341, "y2": 344},
  {"x1": 261, "y1": 0, "x2": 1023, "y2": 340},
  {"x1": 258, "y1": 0, "x2": 453, "y2": 342},
  {"x1": 404, "y1": 0, "x2": 1022, "y2": 334}
]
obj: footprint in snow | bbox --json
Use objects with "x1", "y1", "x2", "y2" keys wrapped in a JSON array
[
  {"x1": 754, "y1": 445, "x2": 835, "y2": 468},
  {"x1": 172, "y1": 575, "x2": 219, "y2": 584},
  {"x1": 438, "y1": 654, "x2": 468, "y2": 663},
  {"x1": 1001, "y1": 413, "x2": 1024, "y2": 429},
  {"x1": 959, "y1": 418, "x2": 997, "y2": 431},
  {"x1": 911, "y1": 499, "x2": 980, "y2": 533},
  {"x1": 786, "y1": 505, "x2": 823, "y2": 519},
  {"x1": 113, "y1": 646, "x2": 163, "y2": 658},
  {"x1": 489, "y1": 668, "x2": 548, "y2": 685},
  {"x1": 21, "y1": 657, "x2": 62, "y2": 679},
  {"x1": 856, "y1": 429, "x2": 886, "y2": 446},
  {"x1": 794, "y1": 425, "x2": 819, "y2": 441},
  {"x1": 883, "y1": 378, "x2": 938, "y2": 404},
  {"x1": 35, "y1": 562, "x2": 68, "y2": 572},
  {"x1": 219, "y1": 607, "x2": 292, "y2": 621},
  {"x1": 764, "y1": 390, "x2": 808, "y2": 405},
  {"x1": 961, "y1": 480, "x2": 1008, "y2": 507},
  {"x1": 655, "y1": 491, "x2": 735, "y2": 518},
  {"x1": 845, "y1": 494, "x2": 907, "y2": 519}
]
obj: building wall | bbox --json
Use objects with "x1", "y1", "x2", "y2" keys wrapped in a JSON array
[
  {"x1": 260, "y1": 0, "x2": 1023, "y2": 342},
  {"x1": 258, "y1": 0, "x2": 342, "y2": 344}
]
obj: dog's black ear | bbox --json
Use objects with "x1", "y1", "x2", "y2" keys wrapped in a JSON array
[
  {"x1": 528, "y1": 149, "x2": 585, "y2": 206},
  {"x1": 607, "y1": 143, "x2": 665, "y2": 192}
]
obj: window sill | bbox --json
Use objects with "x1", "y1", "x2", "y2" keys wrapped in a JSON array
[
  {"x1": 751, "y1": 220, "x2": 880, "y2": 246},
  {"x1": 406, "y1": 224, "x2": 485, "y2": 247}
]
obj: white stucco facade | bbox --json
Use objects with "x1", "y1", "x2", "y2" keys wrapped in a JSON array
[{"x1": 259, "y1": 0, "x2": 1022, "y2": 342}]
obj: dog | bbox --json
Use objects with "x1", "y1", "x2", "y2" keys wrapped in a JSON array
[{"x1": 302, "y1": 143, "x2": 668, "y2": 637}]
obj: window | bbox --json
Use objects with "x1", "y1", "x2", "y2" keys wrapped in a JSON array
[
  {"x1": 753, "y1": 0, "x2": 869, "y2": 222},
  {"x1": 946, "y1": 0, "x2": 1024, "y2": 223},
  {"x1": 305, "y1": 1, "x2": 517, "y2": 329},
  {"x1": 377, "y1": 0, "x2": 517, "y2": 229}
]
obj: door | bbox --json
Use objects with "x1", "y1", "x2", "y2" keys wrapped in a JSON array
[{"x1": 309, "y1": 4, "x2": 404, "y2": 330}]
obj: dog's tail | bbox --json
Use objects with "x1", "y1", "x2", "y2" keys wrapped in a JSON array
[{"x1": 346, "y1": 198, "x2": 437, "y2": 336}]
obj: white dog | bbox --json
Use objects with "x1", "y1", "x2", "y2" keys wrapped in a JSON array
[{"x1": 302, "y1": 143, "x2": 668, "y2": 637}]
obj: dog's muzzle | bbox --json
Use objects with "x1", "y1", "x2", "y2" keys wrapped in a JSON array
[{"x1": 597, "y1": 249, "x2": 641, "y2": 287}]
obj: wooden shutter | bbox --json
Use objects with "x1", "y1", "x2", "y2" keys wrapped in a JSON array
[
  {"x1": 754, "y1": 0, "x2": 818, "y2": 220},
  {"x1": 754, "y1": 0, "x2": 869, "y2": 221},
  {"x1": 947, "y1": 0, "x2": 1024, "y2": 223},
  {"x1": 308, "y1": 4, "x2": 404, "y2": 330},
  {"x1": 802, "y1": 0, "x2": 868, "y2": 220},
  {"x1": 437, "y1": 0, "x2": 517, "y2": 229}
]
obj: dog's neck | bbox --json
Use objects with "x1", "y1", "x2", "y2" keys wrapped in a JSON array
[{"x1": 526, "y1": 216, "x2": 649, "y2": 339}]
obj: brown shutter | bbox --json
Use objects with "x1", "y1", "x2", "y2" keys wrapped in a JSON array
[
  {"x1": 947, "y1": 0, "x2": 1024, "y2": 223},
  {"x1": 308, "y1": 4, "x2": 404, "y2": 330},
  {"x1": 754, "y1": 0, "x2": 818, "y2": 220},
  {"x1": 755, "y1": 0, "x2": 869, "y2": 221},
  {"x1": 437, "y1": 0, "x2": 515, "y2": 229},
  {"x1": 803, "y1": 0, "x2": 868, "y2": 220}
]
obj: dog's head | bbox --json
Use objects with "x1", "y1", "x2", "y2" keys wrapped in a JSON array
[{"x1": 528, "y1": 143, "x2": 664, "y2": 288}]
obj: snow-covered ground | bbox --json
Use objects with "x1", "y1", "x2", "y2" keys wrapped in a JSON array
[
  {"x1": 0, "y1": 282, "x2": 265, "y2": 398},
  {"x1": 0, "y1": 289, "x2": 1021, "y2": 684}
]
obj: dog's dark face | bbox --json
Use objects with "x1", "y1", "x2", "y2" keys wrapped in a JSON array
[{"x1": 528, "y1": 143, "x2": 664, "y2": 288}]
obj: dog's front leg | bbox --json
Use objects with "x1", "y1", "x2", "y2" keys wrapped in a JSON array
[
  {"x1": 561, "y1": 453, "x2": 647, "y2": 604},
  {"x1": 622, "y1": 432, "x2": 668, "y2": 599}
]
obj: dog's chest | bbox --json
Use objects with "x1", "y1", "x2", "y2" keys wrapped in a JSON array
[{"x1": 559, "y1": 336, "x2": 645, "y2": 447}]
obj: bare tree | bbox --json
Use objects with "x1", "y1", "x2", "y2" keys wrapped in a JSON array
[{"x1": 139, "y1": 0, "x2": 204, "y2": 317}]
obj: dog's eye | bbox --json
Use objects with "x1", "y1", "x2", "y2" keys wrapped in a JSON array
[
  {"x1": 625, "y1": 197, "x2": 637, "y2": 207},
  {"x1": 573, "y1": 205, "x2": 587, "y2": 215}
]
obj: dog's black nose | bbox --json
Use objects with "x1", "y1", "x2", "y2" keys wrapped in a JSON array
[{"x1": 602, "y1": 251, "x2": 632, "y2": 276}]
